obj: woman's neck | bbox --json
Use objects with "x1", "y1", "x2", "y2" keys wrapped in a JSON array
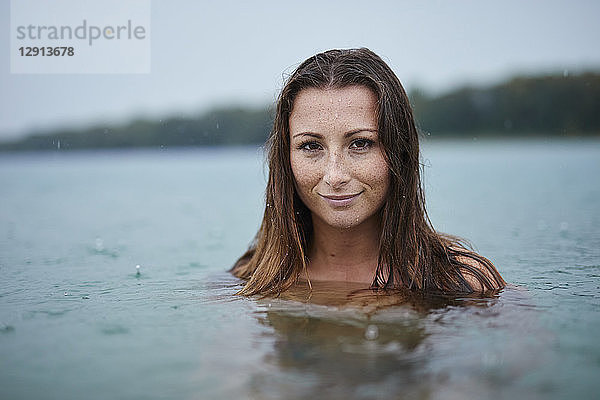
[{"x1": 304, "y1": 214, "x2": 381, "y2": 284}]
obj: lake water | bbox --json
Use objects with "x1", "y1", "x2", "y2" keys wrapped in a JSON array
[{"x1": 1, "y1": 139, "x2": 599, "y2": 399}]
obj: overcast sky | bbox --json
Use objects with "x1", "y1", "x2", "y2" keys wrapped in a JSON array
[{"x1": 1, "y1": 0, "x2": 599, "y2": 140}]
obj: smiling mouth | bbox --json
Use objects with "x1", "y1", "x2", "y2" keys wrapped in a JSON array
[{"x1": 318, "y1": 192, "x2": 363, "y2": 207}]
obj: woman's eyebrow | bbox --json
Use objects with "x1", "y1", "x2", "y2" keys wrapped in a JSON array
[
  {"x1": 344, "y1": 128, "x2": 378, "y2": 138},
  {"x1": 293, "y1": 129, "x2": 378, "y2": 139},
  {"x1": 292, "y1": 132, "x2": 323, "y2": 139}
]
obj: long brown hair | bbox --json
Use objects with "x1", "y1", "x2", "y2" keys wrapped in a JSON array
[{"x1": 231, "y1": 48, "x2": 505, "y2": 296}]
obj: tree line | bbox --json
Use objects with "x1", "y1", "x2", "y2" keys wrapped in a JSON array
[
  {"x1": 411, "y1": 72, "x2": 599, "y2": 137},
  {"x1": 1, "y1": 72, "x2": 598, "y2": 151}
]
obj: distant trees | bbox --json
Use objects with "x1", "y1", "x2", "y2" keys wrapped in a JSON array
[
  {"x1": 0, "y1": 107, "x2": 273, "y2": 151},
  {"x1": 410, "y1": 72, "x2": 600, "y2": 136},
  {"x1": 1, "y1": 72, "x2": 598, "y2": 151}
]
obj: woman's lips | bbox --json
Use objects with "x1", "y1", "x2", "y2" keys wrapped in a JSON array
[{"x1": 318, "y1": 192, "x2": 363, "y2": 207}]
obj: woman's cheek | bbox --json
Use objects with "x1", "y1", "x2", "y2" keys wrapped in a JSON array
[{"x1": 292, "y1": 157, "x2": 322, "y2": 192}]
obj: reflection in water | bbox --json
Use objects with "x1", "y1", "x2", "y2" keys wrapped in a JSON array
[{"x1": 246, "y1": 281, "x2": 518, "y2": 400}]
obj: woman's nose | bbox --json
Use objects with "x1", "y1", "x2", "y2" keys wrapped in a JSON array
[{"x1": 323, "y1": 151, "x2": 350, "y2": 189}]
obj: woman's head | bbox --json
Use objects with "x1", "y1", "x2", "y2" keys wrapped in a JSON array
[
  {"x1": 232, "y1": 48, "x2": 504, "y2": 295},
  {"x1": 270, "y1": 48, "x2": 421, "y2": 231},
  {"x1": 234, "y1": 48, "x2": 425, "y2": 293}
]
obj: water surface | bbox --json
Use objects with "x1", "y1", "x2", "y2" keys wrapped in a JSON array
[{"x1": 1, "y1": 140, "x2": 599, "y2": 399}]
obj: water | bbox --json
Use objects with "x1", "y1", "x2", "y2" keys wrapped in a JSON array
[{"x1": 0, "y1": 139, "x2": 599, "y2": 399}]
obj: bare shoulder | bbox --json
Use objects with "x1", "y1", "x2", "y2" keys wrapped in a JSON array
[{"x1": 455, "y1": 251, "x2": 505, "y2": 292}]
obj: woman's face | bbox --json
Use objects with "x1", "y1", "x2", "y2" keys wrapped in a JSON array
[{"x1": 289, "y1": 85, "x2": 390, "y2": 230}]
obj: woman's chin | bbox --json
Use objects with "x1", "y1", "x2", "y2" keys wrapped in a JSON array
[{"x1": 316, "y1": 214, "x2": 366, "y2": 230}]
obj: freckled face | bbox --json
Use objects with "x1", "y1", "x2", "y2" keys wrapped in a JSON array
[{"x1": 289, "y1": 86, "x2": 390, "y2": 229}]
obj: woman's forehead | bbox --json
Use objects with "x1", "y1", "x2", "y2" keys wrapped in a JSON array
[
  {"x1": 293, "y1": 86, "x2": 376, "y2": 107},
  {"x1": 289, "y1": 86, "x2": 378, "y2": 134}
]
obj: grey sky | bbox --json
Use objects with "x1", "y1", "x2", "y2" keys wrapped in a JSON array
[{"x1": 1, "y1": 0, "x2": 599, "y2": 140}]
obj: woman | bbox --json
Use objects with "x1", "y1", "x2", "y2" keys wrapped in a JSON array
[{"x1": 231, "y1": 48, "x2": 505, "y2": 296}]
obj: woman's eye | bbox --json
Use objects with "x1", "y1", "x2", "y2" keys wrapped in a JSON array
[
  {"x1": 350, "y1": 139, "x2": 373, "y2": 150},
  {"x1": 299, "y1": 141, "x2": 322, "y2": 151}
]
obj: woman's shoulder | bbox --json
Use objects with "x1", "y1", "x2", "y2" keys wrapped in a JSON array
[{"x1": 452, "y1": 249, "x2": 506, "y2": 292}]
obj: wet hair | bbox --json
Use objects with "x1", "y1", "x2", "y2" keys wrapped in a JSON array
[{"x1": 230, "y1": 47, "x2": 505, "y2": 296}]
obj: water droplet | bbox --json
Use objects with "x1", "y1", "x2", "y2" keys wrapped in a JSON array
[
  {"x1": 95, "y1": 237, "x2": 104, "y2": 252},
  {"x1": 365, "y1": 324, "x2": 379, "y2": 340}
]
